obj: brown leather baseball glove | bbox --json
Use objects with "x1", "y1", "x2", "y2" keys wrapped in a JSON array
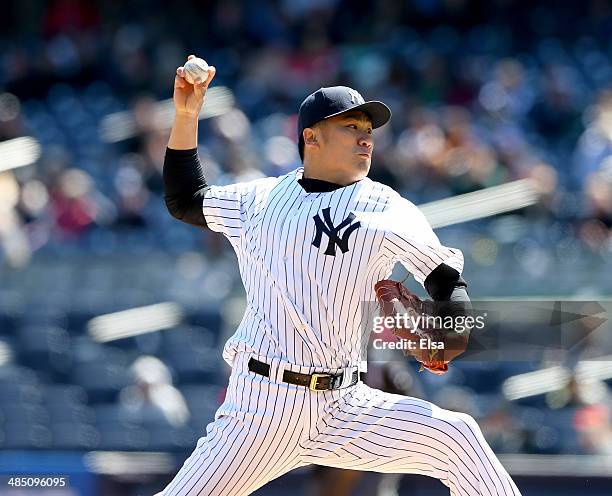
[{"x1": 374, "y1": 280, "x2": 469, "y2": 376}]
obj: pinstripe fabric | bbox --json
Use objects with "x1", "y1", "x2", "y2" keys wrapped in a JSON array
[
  {"x1": 162, "y1": 168, "x2": 523, "y2": 495},
  {"x1": 162, "y1": 354, "x2": 521, "y2": 496},
  {"x1": 163, "y1": 354, "x2": 309, "y2": 496},
  {"x1": 202, "y1": 168, "x2": 462, "y2": 372},
  {"x1": 303, "y1": 382, "x2": 521, "y2": 496}
]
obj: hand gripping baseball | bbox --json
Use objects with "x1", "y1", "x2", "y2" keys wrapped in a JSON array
[
  {"x1": 374, "y1": 280, "x2": 469, "y2": 375},
  {"x1": 174, "y1": 55, "x2": 217, "y2": 118}
]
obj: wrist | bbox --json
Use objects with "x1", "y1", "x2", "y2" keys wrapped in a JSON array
[{"x1": 174, "y1": 111, "x2": 200, "y2": 122}]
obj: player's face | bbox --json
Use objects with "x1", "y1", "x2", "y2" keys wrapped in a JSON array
[{"x1": 317, "y1": 111, "x2": 374, "y2": 180}]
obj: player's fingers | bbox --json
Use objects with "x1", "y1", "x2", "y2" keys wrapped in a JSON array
[
  {"x1": 174, "y1": 75, "x2": 186, "y2": 89},
  {"x1": 201, "y1": 66, "x2": 216, "y2": 89},
  {"x1": 207, "y1": 66, "x2": 217, "y2": 84},
  {"x1": 193, "y1": 78, "x2": 205, "y2": 99},
  {"x1": 187, "y1": 54, "x2": 196, "y2": 60}
]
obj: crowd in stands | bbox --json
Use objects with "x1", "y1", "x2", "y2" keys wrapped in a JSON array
[
  {"x1": 0, "y1": 0, "x2": 611, "y2": 458},
  {"x1": 0, "y1": 0, "x2": 611, "y2": 270}
]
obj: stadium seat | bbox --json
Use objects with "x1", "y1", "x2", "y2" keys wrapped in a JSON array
[
  {"x1": 0, "y1": 422, "x2": 53, "y2": 449},
  {"x1": 147, "y1": 425, "x2": 198, "y2": 452},
  {"x1": 50, "y1": 422, "x2": 100, "y2": 450},
  {"x1": 95, "y1": 423, "x2": 150, "y2": 451}
]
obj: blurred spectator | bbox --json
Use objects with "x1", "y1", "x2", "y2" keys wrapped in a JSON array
[
  {"x1": 119, "y1": 355, "x2": 190, "y2": 428},
  {"x1": 574, "y1": 403, "x2": 612, "y2": 455},
  {"x1": 49, "y1": 168, "x2": 97, "y2": 237},
  {"x1": 0, "y1": 0, "x2": 611, "y2": 264},
  {"x1": 0, "y1": 171, "x2": 31, "y2": 267}
]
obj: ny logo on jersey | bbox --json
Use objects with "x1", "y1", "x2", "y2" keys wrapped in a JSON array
[
  {"x1": 348, "y1": 89, "x2": 364, "y2": 105},
  {"x1": 312, "y1": 208, "x2": 361, "y2": 256}
]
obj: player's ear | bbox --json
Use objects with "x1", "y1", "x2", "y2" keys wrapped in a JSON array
[{"x1": 303, "y1": 128, "x2": 319, "y2": 148}]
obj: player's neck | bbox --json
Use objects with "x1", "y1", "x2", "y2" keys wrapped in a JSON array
[{"x1": 302, "y1": 161, "x2": 363, "y2": 187}]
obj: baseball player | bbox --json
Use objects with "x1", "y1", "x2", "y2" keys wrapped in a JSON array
[{"x1": 157, "y1": 55, "x2": 522, "y2": 496}]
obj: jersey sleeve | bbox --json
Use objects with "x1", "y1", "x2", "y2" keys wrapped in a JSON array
[
  {"x1": 202, "y1": 179, "x2": 266, "y2": 239},
  {"x1": 381, "y1": 197, "x2": 464, "y2": 285}
]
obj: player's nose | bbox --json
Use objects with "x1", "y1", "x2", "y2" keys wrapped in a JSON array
[{"x1": 358, "y1": 133, "x2": 373, "y2": 150}]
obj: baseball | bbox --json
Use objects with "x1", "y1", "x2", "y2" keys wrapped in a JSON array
[{"x1": 183, "y1": 57, "x2": 209, "y2": 85}]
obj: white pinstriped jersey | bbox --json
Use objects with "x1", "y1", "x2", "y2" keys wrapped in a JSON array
[{"x1": 202, "y1": 167, "x2": 463, "y2": 371}]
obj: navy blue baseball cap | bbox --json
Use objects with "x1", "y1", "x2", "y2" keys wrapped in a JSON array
[{"x1": 297, "y1": 86, "x2": 392, "y2": 160}]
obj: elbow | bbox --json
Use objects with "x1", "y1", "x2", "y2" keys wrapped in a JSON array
[
  {"x1": 164, "y1": 194, "x2": 207, "y2": 228},
  {"x1": 164, "y1": 195, "x2": 184, "y2": 221},
  {"x1": 425, "y1": 264, "x2": 463, "y2": 301}
]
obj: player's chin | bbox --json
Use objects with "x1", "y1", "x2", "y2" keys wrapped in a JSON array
[
  {"x1": 356, "y1": 152, "x2": 371, "y2": 161},
  {"x1": 354, "y1": 155, "x2": 371, "y2": 172}
]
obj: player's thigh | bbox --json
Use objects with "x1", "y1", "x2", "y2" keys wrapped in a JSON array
[
  {"x1": 319, "y1": 386, "x2": 519, "y2": 495},
  {"x1": 162, "y1": 375, "x2": 308, "y2": 496},
  {"x1": 302, "y1": 383, "x2": 485, "y2": 485}
]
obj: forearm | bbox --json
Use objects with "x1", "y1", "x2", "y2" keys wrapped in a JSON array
[
  {"x1": 446, "y1": 286, "x2": 472, "y2": 343},
  {"x1": 168, "y1": 113, "x2": 199, "y2": 150},
  {"x1": 424, "y1": 263, "x2": 473, "y2": 338},
  {"x1": 163, "y1": 56, "x2": 217, "y2": 227}
]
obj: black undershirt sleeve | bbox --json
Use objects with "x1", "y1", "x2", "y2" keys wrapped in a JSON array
[
  {"x1": 424, "y1": 263, "x2": 472, "y2": 332},
  {"x1": 163, "y1": 147, "x2": 209, "y2": 228},
  {"x1": 424, "y1": 263, "x2": 468, "y2": 302}
]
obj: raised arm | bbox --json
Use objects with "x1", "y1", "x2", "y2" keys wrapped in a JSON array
[
  {"x1": 163, "y1": 55, "x2": 217, "y2": 227},
  {"x1": 168, "y1": 54, "x2": 216, "y2": 149}
]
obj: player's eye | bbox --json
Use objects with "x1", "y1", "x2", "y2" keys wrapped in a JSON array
[{"x1": 347, "y1": 124, "x2": 358, "y2": 129}]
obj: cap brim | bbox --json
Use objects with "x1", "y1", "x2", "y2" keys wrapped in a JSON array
[{"x1": 323, "y1": 101, "x2": 392, "y2": 129}]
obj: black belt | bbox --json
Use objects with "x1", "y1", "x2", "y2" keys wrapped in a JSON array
[{"x1": 248, "y1": 358, "x2": 359, "y2": 391}]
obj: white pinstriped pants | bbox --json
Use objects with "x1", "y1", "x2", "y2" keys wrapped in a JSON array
[{"x1": 161, "y1": 353, "x2": 522, "y2": 496}]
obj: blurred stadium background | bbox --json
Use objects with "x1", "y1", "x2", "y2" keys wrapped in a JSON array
[{"x1": 1, "y1": 1, "x2": 612, "y2": 495}]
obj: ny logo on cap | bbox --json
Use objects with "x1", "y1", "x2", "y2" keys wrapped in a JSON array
[
  {"x1": 312, "y1": 208, "x2": 361, "y2": 256},
  {"x1": 348, "y1": 89, "x2": 364, "y2": 105}
]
